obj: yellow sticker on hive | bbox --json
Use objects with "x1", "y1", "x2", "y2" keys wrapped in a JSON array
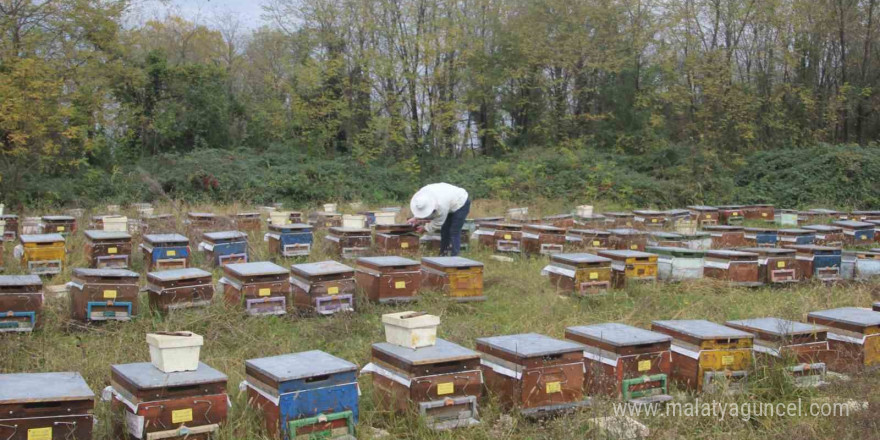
[
  {"x1": 546, "y1": 382, "x2": 562, "y2": 393},
  {"x1": 328, "y1": 286, "x2": 339, "y2": 295},
  {"x1": 589, "y1": 272, "x2": 599, "y2": 280},
  {"x1": 651, "y1": 218, "x2": 658, "y2": 223},
  {"x1": 732, "y1": 212, "x2": 739, "y2": 216},
  {"x1": 777, "y1": 261, "x2": 786, "y2": 268},
  {"x1": 28, "y1": 427, "x2": 52, "y2": 440},
  {"x1": 58, "y1": 226, "x2": 66, "y2": 232},
  {"x1": 108, "y1": 247, "x2": 118, "y2": 254},
  {"x1": 437, "y1": 382, "x2": 454, "y2": 395},
  {"x1": 592, "y1": 240, "x2": 601, "y2": 246},
  {"x1": 630, "y1": 245, "x2": 638, "y2": 250},
  {"x1": 504, "y1": 234, "x2": 512, "y2": 240},
  {"x1": 259, "y1": 288, "x2": 271, "y2": 297},
  {"x1": 401, "y1": 242, "x2": 409, "y2": 249},
  {"x1": 722, "y1": 355, "x2": 735, "y2": 366},
  {"x1": 638, "y1": 360, "x2": 651, "y2": 372},
  {"x1": 172, "y1": 408, "x2": 193, "y2": 424},
  {"x1": 861, "y1": 235, "x2": 868, "y2": 240},
  {"x1": 167, "y1": 250, "x2": 177, "y2": 256},
  {"x1": 395, "y1": 281, "x2": 406, "y2": 289},
  {"x1": 104, "y1": 290, "x2": 117, "y2": 299},
  {"x1": 762, "y1": 213, "x2": 768, "y2": 217},
  {"x1": 705, "y1": 214, "x2": 711, "y2": 219}
]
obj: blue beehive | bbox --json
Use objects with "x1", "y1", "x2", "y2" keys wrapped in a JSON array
[
  {"x1": 141, "y1": 233, "x2": 190, "y2": 271},
  {"x1": 790, "y1": 245, "x2": 842, "y2": 281},
  {"x1": 244, "y1": 350, "x2": 358, "y2": 439},
  {"x1": 778, "y1": 228, "x2": 816, "y2": 246},
  {"x1": 201, "y1": 231, "x2": 248, "y2": 266},
  {"x1": 267, "y1": 223, "x2": 314, "y2": 257},
  {"x1": 744, "y1": 228, "x2": 777, "y2": 246}
]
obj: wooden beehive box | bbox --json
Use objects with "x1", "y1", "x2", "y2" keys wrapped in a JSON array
[
  {"x1": 716, "y1": 205, "x2": 744, "y2": 225},
  {"x1": 472, "y1": 216, "x2": 504, "y2": 227},
  {"x1": 788, "y1": 245, "x2": 842, "y2": 281},
  {"x1": 84, "y1": 230, "x2": 133, "y2": 269},
  {"x1": 186, "y1": 212, "x2": 219, "y2": 239},
  {"x1": 0, "y1": 275, "x2": 43, "y2": 333},
  {"x1": 851, "y1": 210, "x2": 880, "y2": 221},
  {"x1": 325, "y1": 227, "x2": 371, "y2": 259},
  {"x1": 145, "y1": 268, "x2": 214, "y2": 313},
  {"x1": 19, "y1": 233, "x2": 65, "y2": 275},
  {"x1": 290, "y1": 261, "x2": 355, "y2": 315},
  {"x1": 678, "y1": 232, "x2": 713, "y2": 250},
  {"x1": 833, "y1": 220, "x2": 875, "y2": 246},
  {"x1": 776, "y1": 209, "x2": 800, "y2": 226},
  {"x1": 703, "y1": 250, "x2": 762, "y2": 286},
  {"x1": 701, "y1": 225, "x2": 746, "y2": 249},
  {"x1": 725, "y1": 318, "x2": 830, "y2": 385},
  {"x1": 221, "y1": 262, "x2": 289, "y2": 316},
  {"x1": 646, "y1": 246, "x2": 705, "y2": 281},
  {"x1": 806, "y1": 307, "x2": 880, "y2": 372},
  {"x1": 874, "y1": 301, "x2": 880, "y2": 312},
  {"x1": 598, "y1": 250, "x2": 658, "y2": 288},
  {"x1": 648, "y1": 231, "x2": 687, "y2": 248},
  {"x1": 41, "y1": 215, "x2": 76, "y2": 235},
  {"x1": 142, "y1": 214, "x2": 177, "y2": 234},
  {"x1": 522, "y1": 224, "x2": 566, "y2": 255},
  {"x1": 141, "y1": 233, "x2": 191, "y2": 272},
  {"x1": 266, "y1": 223, "x2": 313, "y2": 257},
  {"x1": 108, "y1": 362, "x2": 228, "y2": 440},
  {"x1": 777, "y1": 228, "x2": 816, "y2": 246},
  {"x1": 868, "y1": 220, "x2": 880, "y2": 244},
  {"x1": 633, "y1": 210, "x2": 668, "y2": 229},
  {"x1": 0, "y1": 372, "x2": 95, "y2": 439},
  {"x1": 651, "y1": 320, "x2": 754, "y2": 392},
  {"x1": 744, "y1": 204, "x2": 775, "y2": 221},
  {"x1": 574, "y1": 214, "x2": 607, "y2": 229},
  {"x1": 69, "y1": 268, "x2": 140, "y2": 323},
  {"x1": 743, "y1": 227, "x2": 778, "y2": 247},
  {"x1": 800, "y1": 208, "x2": 846, "y2": 224},
  {"x1": 200, "y1": 231, "x2": 248, "y2": 267},
  {"x1": 419, "y1": 230, "x2": 469, "y2": 253},
  {"x1": 565, "y1": 229, "x2": 610, "y2": 251},
  {"x1": 374, "y1": 224, "x2": 419, "y2": 255},
  {"x1": 542, "y1": 214, "x2": 575, "y2": 229},
  {"x1": 543, "y1": 253, "x2": 612, "y2": 296},
  {"x1": 603, "y1": 212, "x2": 635, "y2": 228},
  {"x1": 473, "y1": 222, "x2": 522, "y2": 253},
  {"x1": 245, "y1": 351, "x2": 359, "y2": 439},
  {"x1": 565, "y1": 323, "x2": 673, "y2": 403},
  {"x1": 365, "y1": 339, "x2": 482, "y2": 430},
  {"x1": 355, "y1": 256, "x2": 420, "y2": 303},
  {"x1": 687, "y1": 205, "x2": 719, "y2": 226},
  {"x1": 476, "y1": 333, "x2": 589, "y2": 416},
  {"x1": 1, "y1": 214, "x2": 19, "y2": 241},
  {"x1": 234, "y1": 212, "x2": 262, "y2": 232},
  {"x1": 802, "y1": 225, "x2": 845, "y2": 247},
  {"x1": 314, "y1": 212, "x2": 343, "y2": 229},
  {"x1": 841, "y1": 250, "x2": 880, "y2": 280},
  {"x1": 421, "y1": 257, "x2": 484, "y2": 302},
  {"x1": 740, "y1": 247, "x2": 798, "y2": 284},
  {"x1": 607, "y1": 228, "x2": 647, "y2": 251}
]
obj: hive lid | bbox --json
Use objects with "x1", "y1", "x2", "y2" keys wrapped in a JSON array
[
  {"x1": 291, "y1": 261, "x2": 354, "y2": 277},
  {"x1": 645, "y1": 246, "x2": 705, "y2": 257},
  {"x1": 706, "y1": 250, "x2": 759, "y2": 258},
  {"x1": 475, "y1": 333, "x2": 585, "y2": 358},
  {"x1": 357, "y1": 256, "x2": 420, "y2": 267},
  {"x1": 652, "y1": 320, "x2": 754, "y2": 340},
  {"x1": 807, "y1": 307, "x2": 880, "y2": 327},
  {"x1": 84, "y1": 230, "x2": 132, "y2": 240},
  {"x1": 550, "y1": 253, "x2": 612, "y2": 265},
  {"x1": 663, "y1": 209, "x2": 691, "y2": 216},
  {"x1": 604, "y1": 211, "x2": 634, "y2": 217},
  {"x1": 802, "y1": 225, "x2": 843, "y2": 232},
  {"x1": 633, "y1": 210, "x2": 665, "y2": 215},
  {"x1": 148, "y1": 268, "x2": 212, "y2": 281},
  {"x1": 0, "y1": 372, "x2": 94, "y2": 404},
  {"x1": 144, "y1": 233, "x2": 189, "y2": 244},
  {"x1": 42, "y1": 215, "x2": 75, "y2": 221},
  {"x1": 701, "y1": 225, "x2": 743, "y2": 231},
  {"x1": 112, "y1": 362, "x2": 226, "y2": 390},
  {"x1": 188, "y1": 212, "x2": 216, "y2": 218},
  {"x1": 786, "y1": 245, "x2": 841, "y2": 253},
  {"x1": 743, "y1": 227, "x2": 776, "y2": 233},
  {"x1": 568, "y1": 229, "x2": 610, "y2": 236},
  {"x1": 246, "y1": 350, "x2": 357, "y2": 382},
  {"x1": 73, "y1": 268, "x2": 139, "y2": 279},
  {"x1": 833, "y1": 220, "x2": 873, "y2": 228},
  {"x1": 0, "y1": 214, "x2": 18, "y2": 219},
  {"x1": 599, "y1": 250, "x2": 654, "y2": 259},
  {"x1": 543, "y1": 214, "x2": 573, "y2": 220},
  {"x1": 777, "y1": 228, "x2": 813, "y2": 234},
  {"x1": 717, "y1": 205, "x2": 744, "y2": 209},
  {"x1": 478, "y1": 222, "x2": 522, "y2": 229},
  {"x1": 739, "y1": 247, "x2": 795, "y2": 256},
  {"x1": 523, "y1": 224, "x2": 565, "y2": 232},
  {"x1": 687, "y1": 205, "x2": 718, "y2": 211},
  {"x1": 224, "y1": 261, "x2": 287, "y2": 277},
  {"x1": 372, "y1": 338, "x2": 479, "y2": 365},
  {"x1": 328, "y1": 226, "x2": 371, "y2": 234},
  {"x1": 804, "y1": 208, "x2": 841, "y2": 214},
  {"x1": 472, "y1": 216, "x2": 504, "y2": 222},
  {"x1": 650, "y1": 232, "x2": 684, "y2": 239},
  {"x1": 269, "y1": 223, "x2": 312, "y2": 231},
  {"x1": 0, "y1": 275, "x2": 42, "y2": 287},
  {"x1": 236, "y1": 212, "x2": 260, "y2": 217},
  {"x1": 203, "y1": 230, "x2": 247, "y2": 241},
  {"x1": 725, "y1": 318, "x2": 827, "y2": 338},
  {"x1": 421, "y1": 256, "x2": 483, "y2": 268},
  {"x1": 20, "y1": 233, "x2": 65, "y2": 243},
  {"x1": 607, "y1": 228, "x2": 642, "y2": 235},
  {"x1": 566, "y1": 323, "x2": 671, "y2": 347}
]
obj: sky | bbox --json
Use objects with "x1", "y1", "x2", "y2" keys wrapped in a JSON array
[{"x1": 133, "y1": 0, "x2": 271, "y2": 30}]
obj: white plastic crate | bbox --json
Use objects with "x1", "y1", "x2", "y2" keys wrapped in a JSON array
[
  {"x1": 382, "y1": 311, "x2": 440, "y2": 349},
  {"x1": 342, "y1": 214, "x2": 366, "y2": 228},
  {"x1": 374, "y1": 212, "x2": 397, "y2": 225},
  {"x1": 146, "y1": 332, "x2": 204, "y2": 373},
  {"x1": 576, "y1": 205, "x2": 594, "y2": 217},
  {"x1": 323, "y1": 203, "x2": 338, "y2": 213}
]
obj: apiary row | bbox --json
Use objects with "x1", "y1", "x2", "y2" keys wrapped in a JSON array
[{"x1": 5, "y1": 304, "x2": 876, "y2": 439}]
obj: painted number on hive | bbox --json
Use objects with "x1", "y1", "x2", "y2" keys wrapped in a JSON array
[
  {"x1": 28, "y1": 428, "x2": 52, "y2": 440},
  {"x1": 437, "y1": 382, "x2": 454, "y2": 395},
  {"x1": 172, "y1": 408, "x2": 193, "y2": 424},
  {"x1": 546, "y1": 382, "x2": 562, "y2": 393}
]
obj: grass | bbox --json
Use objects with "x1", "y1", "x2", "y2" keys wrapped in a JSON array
[{"x1": 1, "y1": 201, "x2": 878, "y2": 440}]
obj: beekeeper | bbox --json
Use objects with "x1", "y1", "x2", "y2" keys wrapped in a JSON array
[{"x1": 408, "y1": 183, "x2": 470, "y2": 256}]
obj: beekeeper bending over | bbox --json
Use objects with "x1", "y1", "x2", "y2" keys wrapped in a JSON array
[{"x1": 408, "y1": 183, "x2": 470, "y2": 256}]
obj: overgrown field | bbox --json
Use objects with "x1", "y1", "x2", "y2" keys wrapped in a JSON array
[{"x1": 1, "y1": 203, "x2": 878, "y2": 440}]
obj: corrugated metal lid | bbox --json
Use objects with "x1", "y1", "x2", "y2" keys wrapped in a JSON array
[
  {"x1": 566, "y1": 323, "x2": 671, "y2": 347},
  {"x1": 802, "y1": 225, "x2": 843, "y2": 232},
  {"x1": 739, "y1": 247, "x2": 795, "y2": 256},
  {"x1": 523, "y1": 224, "x2": 565, "y2": 232},
  {"x1": 188, "y1": 212, "x2": 216, "y2": 218},
  {"x1": 148, "y1": 268, "x2": 212, "y2": 281},
  {"x1": 269, "y1": 223, "x2": 312, "y2": 231},
  {"x1": 112, "y1": 362, "x2": 226, "y2": 389},
  {"x1": 144, "y1": 233, "x2": 189, "y2": 243},
  {"x1": 246, "y1": 350, "x2": 356, "y2": 382},
  {"x1": 607, "y1": 228, "x2": 643, "y2": 235},
  {"x1": 357, "y1": 256, "x2": 420, "y2": 267},
  {"x1": 0, "y1": 372, "x2": 94, "y2": 403},
  {"x1": 706, "y1": 250, "x2": 759, "y2": 258},
  {"x1": 203, "y1": 230, "x2": 247, "y2": 241},
  {"x1": 777, "y1": 228, "x2": 813, "y2": 234},
  {"x1": 725, "y1": 317, "x2": 826, "y2": 337},
  {"x1": 73, "y1": 268, "x2": 139, "y2": 278},
  {"x1": 0, "y1": 275, "x2": 42, "y2": 287},
  {"x1": 42, "y1": 215, "x2": 75, "y2": 221},
  {"x1": 645, "y1": 246, "x2": 705, "y2": 257},
  {"x1": 372, "y1": 338, "x2": 479, "y2": 365},
  {"x1": 687, "y1": 205, "x2": 718, "y2": 211},
  {"x1": 833, "y1": 220, "x2": 874, "y2": 228},
  {"x1": 550, "y1": 253, "x2": 612, "y2": 264},
  {"x1": 652, "y1": 320, "x2": 754, "y2": 339},
  {"x1": 475, "y1": 333, "x2": 585, "y2": 357},
  {"x1": 421, "y1": 256, "x2": 483, "y2": 268},
  {"x1": 808, "y1": 307, "x2": 880, "y2": 327},
  {"x1": 224, "y1": 261, "x2": 287, "y2": 277},
  {"x1": 291, "y1": 261, "x2": 354, "y2": 277},
  {"x1": 20, "y1": 233, "x2": 65, "y2": 243},
  {"x1": 84, "y1": 230, "x2": 132, "y2": 240},
  {"x1": 599, "y1": 250, "x2": 654, "y2": 258}
]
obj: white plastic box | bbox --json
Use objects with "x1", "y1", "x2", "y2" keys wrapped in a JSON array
[
  {"x1": 382, "y1": 311, "x2": 440, "y2": 349},
  {"x1": 576, "y1": 205, "x2": 594, "y2": 217},
  {"x1": 146, "y1": 331, "x2": 204, "y2": 373},
  {"x1": 269, "y1": 211, "x2": 293, "y2": 226},
  {"x1": 342, "y1": 214, "x2": 366, "y2": 228},
  {"x1": 323, "y1": 203, "x2": 338, "y2": 213},
  {"x1": 374, "y1": 212, "x2": 397, "y2": 225},
  {"x1": 102, "y1": 215, "x2": 129, "y2": 232}
]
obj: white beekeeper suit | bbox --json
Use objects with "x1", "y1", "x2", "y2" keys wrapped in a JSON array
[{"x1": 409, "y1": 183, "x2": 469, "y2": 234}]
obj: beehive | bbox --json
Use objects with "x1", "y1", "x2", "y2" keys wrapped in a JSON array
[
  {"x1": 146, "y1": 268, "x2": 214, "y2": 312},
  {"x1": 788, "y1": 245, "x2": 842, "y2": 281},
  {"x1": 84, "y1": 230, "x2": 133, "y2": 269},
  {"x1": 776, "y1": 228, "x2": 816, "y2": 246},
  {"x1": 806, "y1": 307, "x2": 880, "y2": 372},
  {"x1": 477, "y1": 333, "x2": 589, "y2": 416},
  {"x1": 743, "y1": 227, "x2": 777, "y2": 247},
  {"x1": 701, "y1": 225, "x2": 746, "y2": 249},
  {"x1": 687, "y1": 205, "x2": 719, "y2": 226},
  {"x1": 703, "y1": 250, "x2": 762, "y2": 286},
  {"x1": 19, "y1": 234, "x2": 65, "y2": 275},
  {"x1": 200, "y1": 231, "x2": 249, "y2": 267},
  {"x1": 740, "y1": 247, "x2": 798, "y2": 284},
  {"x1": 799, "y1": 208, "x2": 846, "y2": 224},
  {"x1": 185, "y1": 212, "x2": 219, "y2": 239},
  {"x1": 0, "y1": 214, "x2": 19, "y2": 241},
  {"x1": 833, "y1": 220, "x2": 875, "y2": 246},
  {"x1": 841, "y1": 250, "x2": 880, "y2": 280},
  {"x1": 374, "y1": 224, "x2": 419, "y2": 255},
  {"x1": 574, "y1": 214, "x2": 607, "y2": 229},
  {"x1": 725, "y1": 318, "x2": 830, "y2": 386},
  {"x1": 68, "y1": 268, "x2": 140, "y2": 323},
  {"x1": 141, "y1": 233, "x2": 190, "y2": 271},
  {"x1": 603, "y1": 212, "x2": 635, "y2": 228},
  {"x1": 776, "y1": 209, "x2": 800, "y2": 227},
  {"x1": 355, "y1": 256, "x2": 421, "y2": 303},
  {"x1": 107, "y1": 362, "x2": 228, "y2": 439},
  {"x1": 220, "y1": 262, "x2": 289, "y2": 316},
  {"x1": 0, "y1": 275, "x2": 43, "y2": 332},
  {"x1": 565, "y1": 229, "x2": 610, "y2": 251},
  {"x1": 607, "y1": 228, "x2": 646, "y2": 251},
  {"x1": 873, "y1": 301, "x2": 880, "y2": 312},
  {"x1": 744, "y1": 204, "x2": 775, "y2": 221},
  {"x1": 802, "y1": 225, "x2": 845, "y2": 247},
  {"x1": 716, "y1": 205, "x2": 744, "y2": 225},
  {"x1": 0, "y1": 372, "x2": 95, "y2": 439},
  {"x1": 325, "y1": 227, "x2": 371, "y2": 259},
  {"x1": 420, "y1": 257, "x2": 484, "y2": 302},
  {"x1": 565, "y1": 323, "x2": 673, "y2": 403},
  {"x1": 234, "y1": 212, "x2": 262, "y2": 232},
  {"x1": 41, "y1": 215, "x2": 76, "y2": 235},
  {"x1": 365, "y1": 339, "x2": 482, "y2": 430},
  {"x1": 851, "y1": 210, "x2": 880, "y2": 221},
  {"x1": 542, "y1": 214, "x2": 575, "y2": 229},
  {"x1": 419, "y1": 230, "x2": 469, "y2": 253},
  {"x1": 651, "y1": 320, "x2": 754, "y2": 392},
  {"x1": 633, "y1": 210, "x2": 668, "y2": 229},
  {"x1": 522, "y1": 224, "x2": 566, "y2": 255},
  {"x1": 473, "y1": 222, "x2": 522, "y2": 253},
  {"x1": 245, "y1": 351, "x2": 359, "y2": 439},
  {"x1": 646, "y1": 246, "x2": 705, "y2": 281},
  {"x1": 597, "y1": 250, "x2": 658, "y2": 288},
  {"x1": 647, "y1": 231, "x2": 687, "y2": 248},
  {"x1": 314, "y1": 212, "x2": 343, "y2": 229},
  {"x1": 542, "y1": 253, "x2": 612, "y2": 296},
  {"x1": 266, "y1": 223, "x2": 313, "y2": 257},
  {"x1": 678, "y1": 232, "x2": 713, "y2": 250},
  {"x1": 290, "y1": 261, "x2": 356, "y2": 315}
]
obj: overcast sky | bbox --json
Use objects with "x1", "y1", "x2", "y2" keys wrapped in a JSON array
[{"x1": 133, "y1": 0, "x2": 271, "y2": 30}]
